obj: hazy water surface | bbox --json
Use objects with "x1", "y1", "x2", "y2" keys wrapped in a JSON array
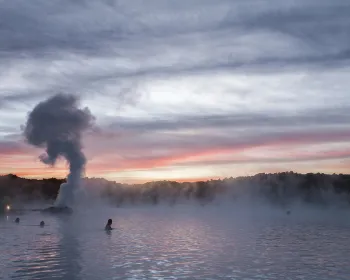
[{"x1": 1, "y1": 205, "x2": 350, "y2": 280}]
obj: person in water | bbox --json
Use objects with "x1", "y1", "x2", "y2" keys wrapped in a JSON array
[
  {"x1": 105, "y1": 219, "x2": 113, "y2": 230},
  {"x1": 40, "y1": 221, "x2": 45, "y2": 227},
  {"x1": 15, "y1": 217, "x2": 20, "y2": 223}
]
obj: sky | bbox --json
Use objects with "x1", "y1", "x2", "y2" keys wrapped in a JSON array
[{"x1": 1, "y1": 0, "x2": 350, "y2": 183}]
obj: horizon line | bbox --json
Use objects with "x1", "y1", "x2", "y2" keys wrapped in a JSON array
[{"x1": 1, "y1": 170, "x2": 348, "y2": 185}]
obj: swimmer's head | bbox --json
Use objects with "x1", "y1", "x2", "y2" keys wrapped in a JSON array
[
  {"x1": 40, "y1": 221, "x2": 45, "y2": 227},
  {"x1": 15, "y1": 218, "x2": 20, "y2": 223},
  {"x1": 107, "y1": 219, "x2": 112, "y2": 225}
]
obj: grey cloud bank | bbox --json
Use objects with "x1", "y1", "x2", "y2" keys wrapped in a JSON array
[
  {"x1": 0, "y1": 0, "x2": 349, "y2": 176},
  {"x1": 0, "y1": 0, "x2": 349, "y2": 104}
]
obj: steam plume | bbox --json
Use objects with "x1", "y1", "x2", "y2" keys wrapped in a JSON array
[{"x1": 23, "y1": 94, "x2": 94, "y2": 207}]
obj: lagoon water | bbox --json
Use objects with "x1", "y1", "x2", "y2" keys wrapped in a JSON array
[{"x1": 1, "y1": 204, "x2": 350, "y2": 280}]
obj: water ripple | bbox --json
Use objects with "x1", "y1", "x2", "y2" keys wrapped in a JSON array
[{"x1": 0, "y1": 208, "x2": 349, "y2": 280}]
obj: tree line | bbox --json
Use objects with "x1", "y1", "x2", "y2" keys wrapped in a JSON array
[{"x1": 1, "y1": 172, "x2": 350, "y2": 207}]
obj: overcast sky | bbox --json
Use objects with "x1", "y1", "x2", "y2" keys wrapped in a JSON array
[{"x1": 1, "y1": 0, "x2": 350, "y2": 182}]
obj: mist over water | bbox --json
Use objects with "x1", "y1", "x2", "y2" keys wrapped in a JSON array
[
  {"x1": 1, "y1": 200, "x2": 350, "y2": 280},
  {"x1": 23, "y1": 94, "x2": 94, "y2": 208}
]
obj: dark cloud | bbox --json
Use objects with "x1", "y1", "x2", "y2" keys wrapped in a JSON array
[
  {"x1": 23, "y1": 93, "x2": 95, "y2": 206},
  {"x1": 106, "y1": 107, "x2": 350, "y2": 133},
  {"x1": 1, "y1": 0, "x2": 349, "y2": 110},
  {"x1": 23, "y1": 93, "x2": 94, "y2": 166},
  {"x1": 0, "y1": 0, "x2": 349, "y2": 66}
]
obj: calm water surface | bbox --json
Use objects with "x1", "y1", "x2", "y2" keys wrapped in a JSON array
[{"x1": 1, "y1": 205, "x2": 349, "y2": 280}]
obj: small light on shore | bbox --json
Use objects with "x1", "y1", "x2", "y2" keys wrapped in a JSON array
[{"x1": 6, "y1": 205, "x2": 10, "y2": 211}]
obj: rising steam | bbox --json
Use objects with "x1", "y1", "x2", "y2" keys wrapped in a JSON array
[{"x1": 23, "y1": 94, "x2": 94, "y2": 207}]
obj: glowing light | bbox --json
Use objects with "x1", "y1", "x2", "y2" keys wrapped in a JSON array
[{"x1": 6, "y1": 205, "x2": 10, "y2": 211}]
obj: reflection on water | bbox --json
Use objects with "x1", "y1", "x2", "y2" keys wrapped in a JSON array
[
  {"x1": 1, "y1": 206, "x2": 350, "y2": 280},
  {"x1": 6, "y1": 215, "x2": 82, "y2": 280}
]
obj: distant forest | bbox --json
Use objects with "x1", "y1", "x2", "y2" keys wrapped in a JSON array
[{"x1": 1, "y1": 172, "x2": 350, "y2": 207}]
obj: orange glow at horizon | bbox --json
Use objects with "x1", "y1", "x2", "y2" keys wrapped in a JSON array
[
  {"x1": 1, "y1": 152, "x2": 350, "y2": 184},
  {"x1": 1, "y1": 130, "x2": 350, "y2": 183}
]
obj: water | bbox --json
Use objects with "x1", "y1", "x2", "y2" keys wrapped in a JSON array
[{"x1": 1, "y1": 205, "x2": 350, "y2": 280}]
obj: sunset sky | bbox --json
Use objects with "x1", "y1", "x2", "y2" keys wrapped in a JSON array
[{"x1": 1, "y1": 0, "x2": 350, "y2": 183}]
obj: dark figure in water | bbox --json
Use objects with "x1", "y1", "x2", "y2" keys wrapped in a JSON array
[
  {"x1": 15, "y1": 217, "x2": 20, "y2": 223},
  {"x1": 40, "y1": 221, "x2": 45, "y2": 227},
  {"x1": 105, "y1": 219, "x2": 113, "y2": 230}
]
